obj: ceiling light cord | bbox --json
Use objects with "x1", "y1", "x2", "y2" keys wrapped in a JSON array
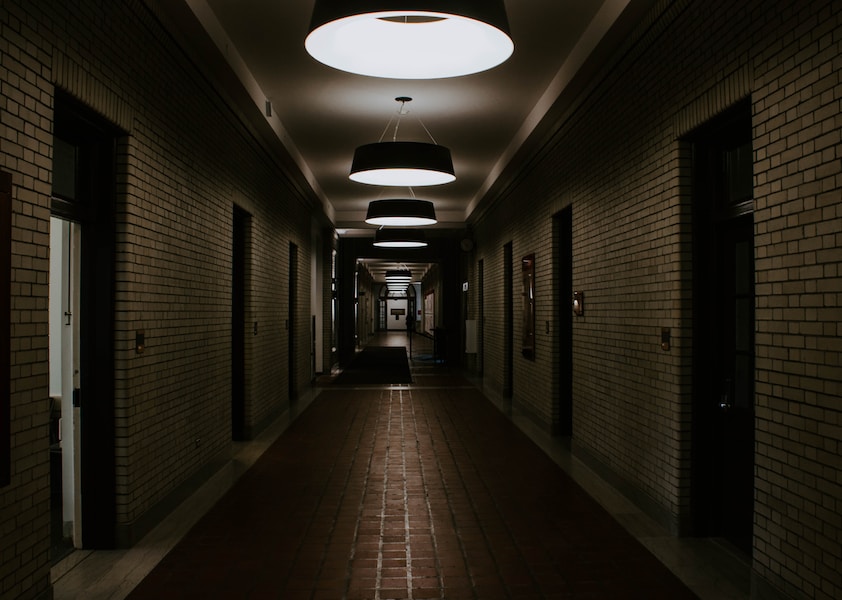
[
  {"x1": 351, "y1": 97, "x2": 454, "y2": 187},
  {"x1": 376, "y1": 97, "x2": 437, "y2": 145},
  {"x1": 378, "y1": 116, "x2": 395, "y2": 143},
  {"x1": 417, "y1": 118, "x2": 438, "y2": 145},
  {"x1": 392, "y1": 112, "x2": 402, "y2": 142}
]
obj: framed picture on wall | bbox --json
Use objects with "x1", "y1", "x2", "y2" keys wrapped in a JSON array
[{"x1": 522, "y1": 253, "x2": 535, "y2": 360}]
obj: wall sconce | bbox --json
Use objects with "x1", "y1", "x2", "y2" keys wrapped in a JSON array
[{"x1": 573, "y1": 291, "x2": 584, "y2": 316}]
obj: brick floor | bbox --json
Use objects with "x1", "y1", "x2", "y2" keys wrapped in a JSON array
[{"x1": 126, "y1": 384, "x2": 698, "y2": 599}]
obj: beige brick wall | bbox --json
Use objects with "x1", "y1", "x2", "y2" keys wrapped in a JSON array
[
  {"x1": 1, "y1": 2, "x2": 60, "y2": 597},
  {"x1": 1, "y1": 0, "x2": 326, "y2": 596},
  {"x1": 0, "y1": 0, "x2": 839, "y2": 599},
  {"x1": 469, "y1": 0, "x2": 841, "y2": 598},
  {"x1": 751, "y1": 1, "x2": 842, "y2": 596}
]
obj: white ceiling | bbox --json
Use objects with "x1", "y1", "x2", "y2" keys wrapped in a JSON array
[{"x1": 161, "y1": 0, "x2": 656, "y2": 280}]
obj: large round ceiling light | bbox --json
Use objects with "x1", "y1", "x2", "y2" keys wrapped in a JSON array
[{"x1": 305, "y1": 2, "x2": 513, "y2": 79}]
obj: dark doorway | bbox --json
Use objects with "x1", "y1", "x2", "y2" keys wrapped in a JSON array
[
  {"x1": 691, "y1": 100, "x2": 755, "y2": 555},
  {"x1": 554, "y1": 207, "x2": 573, "y2": 436},
  {"x1": 231, "y1": 206, "x2": 247, "y2": 440},
  {"x1": 50, "y1": 92, "x2": 118, "y2": 551},
  {"x1": 478, "y1": 259, "x2": 484, "y2": 375},
  {"x1": 0, "y1": 171, "x2": 10, "y2": 489},
  {"x1": 289, "y1": 242, "x2": 299, "y2": 401},
  {"x1": 503, "y1": 242, "x2": 513, "y2": 398}
]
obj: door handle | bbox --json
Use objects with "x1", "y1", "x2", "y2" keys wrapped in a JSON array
[{"x1": 718, "y1": 378, "x2": 732, "y2": 412}]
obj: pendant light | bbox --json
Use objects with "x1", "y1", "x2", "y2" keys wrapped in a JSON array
[
  {"x1": 351, "y1": 141, "x2": 454, "y2": 186},
  {"x1": 386, "y1": 280, "x2": 411, "y2": 291},
  {"x1": 305, "y1": 1, "x2": 513, "y2": 79},
  {"x1": 365, "y1": 199, "x2": 436, "y2": 226},
  {"x1": 385, "y1": 268, "x2": 413, "y2": 292},
  {"x1": 373, "y1": 228, "x2": 427, "y2": 248},
  {"x1": 350, "y1": 97, "x2": 454, "y2": 187}
]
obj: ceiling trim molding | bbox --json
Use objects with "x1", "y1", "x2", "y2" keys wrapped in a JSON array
[
  {"x1": 144, "y1": 0, "x2": 334, "y2": 223},
  {"x1": 466, "y1": 0, "x2": 660, "y2": 227}
]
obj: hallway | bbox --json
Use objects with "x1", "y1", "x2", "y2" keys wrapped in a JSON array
[{"x1": 51, "y1": 335, "x2": 749, "y2": 599}]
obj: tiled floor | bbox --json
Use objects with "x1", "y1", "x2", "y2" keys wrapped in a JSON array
[{"x1": 52, "y1": 333, "x2": 751, "y2": 599}]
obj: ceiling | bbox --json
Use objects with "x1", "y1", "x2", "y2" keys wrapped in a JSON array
[{"x1": 162, "y1": 0, "x2": 656, "y2": 282}]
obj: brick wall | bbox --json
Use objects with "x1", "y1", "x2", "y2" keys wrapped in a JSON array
[
  {"x1": 1, "y1": 1, "x2": 60, "y2": 596},
  {"x1": 0, "y1": 0, "x2": 326, "y2": 596},
  {"x1": 469, "y1": 0, "x2": 841, "y2": 598},
  {"x1": 0, "y1": 0, "x2": 839, "y2": 598},
  {"x1": 751, "y1": 1, "x2": 841, "y2": 597}
]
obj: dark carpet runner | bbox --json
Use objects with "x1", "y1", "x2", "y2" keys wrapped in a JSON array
[{"x1": 333, "y1": 346, "x2": 412, "y2": 384}]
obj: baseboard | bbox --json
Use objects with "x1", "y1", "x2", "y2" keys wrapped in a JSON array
[
  {"x1": 244, "y1": 404, "x2": 287, "y2": 440},
  {"x1": 571, "y1": 440, "x2": 681, "y2": 535},
  {"x1": 113, "y1": 451, "x2": 228, "y2": 548},
  {"x1": 752, "y1": 568, "x2": 811, "y2": 600},
  {"x1": 511, "y1": 399, "x2": 560, "y2": 436}
]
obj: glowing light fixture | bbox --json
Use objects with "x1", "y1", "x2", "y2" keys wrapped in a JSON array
[
  {"x1": 385, "y1": 268, "x2": 412, "y2": 282},
  {"x1": 351, "y1": 141, "x2": 454, "y2": 186},
  {"x1": 385, "y1": 268, "x2": 413, "y2": 292},
  {"x1": 373, "y1": 228, "x2": 427, "y2": 248},
  {"x1": 365, "y1": 199, "x2": 436, "y2": 227},
  {"x1": 350, "y1": 97, "x2": 454, "y2": 187},
  {"x1": 304, "y1": 1, "x2": 513, "y2": 79}
]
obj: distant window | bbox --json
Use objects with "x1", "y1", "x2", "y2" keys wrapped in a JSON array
[
  {"x1": 52, "y1": 137, "x2": 78, "y2": 201},
  {"x1": 724, "y1": 142, "x2": 753, "y2": 206}
]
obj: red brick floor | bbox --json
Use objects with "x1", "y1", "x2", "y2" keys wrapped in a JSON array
[{"x1": 126, "y1": 384, "x2": 698, "y2": 599}]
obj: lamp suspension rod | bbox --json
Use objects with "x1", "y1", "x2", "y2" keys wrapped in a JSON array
[
  {"x1": 392, "y1": 96, "x2": 411, "y2": 142},
  {"x1": 375, "y1": 97, "x2": 437, "y2": 144},
  {"x1": 378, "y1": 115, "x2": 396, "y2": 143},
  {"x1": 392, "y1": 113, "x2": 401, "y2": 142}
]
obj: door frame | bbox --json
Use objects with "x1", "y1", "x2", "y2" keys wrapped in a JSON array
[
  {"x1": 477, "y1": 259, "x2": 484, "y2": 375},
  {"x1": 288, "y1": 242, "x2": 299, "y2": 400},
  {"x1": 503, "y1": 242, "x2": 513, "y2": 398},
  {"x1": 1, "y1": 171, "x2": 11, "y2": 488},
  {"x1": 231, "y1": 206, "x2": 248, "y2": 440},
  {"x1": 690, "y1": 99, "x2": 755, "y2": 554},
  {"x1": 554, "y1": 207, "x2": 573, "y2": 436},
  {"x1": 52, "y1": 92, "x2": 118, "y2": 548}
]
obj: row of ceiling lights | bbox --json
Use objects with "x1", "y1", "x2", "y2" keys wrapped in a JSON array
[{"x1": 304, "y1": 1, "x2": 515, "y2": 254}]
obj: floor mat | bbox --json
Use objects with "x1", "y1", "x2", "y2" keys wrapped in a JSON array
[{"x1": 332, "y1": 346, "x2": 411, "y2": 384}]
